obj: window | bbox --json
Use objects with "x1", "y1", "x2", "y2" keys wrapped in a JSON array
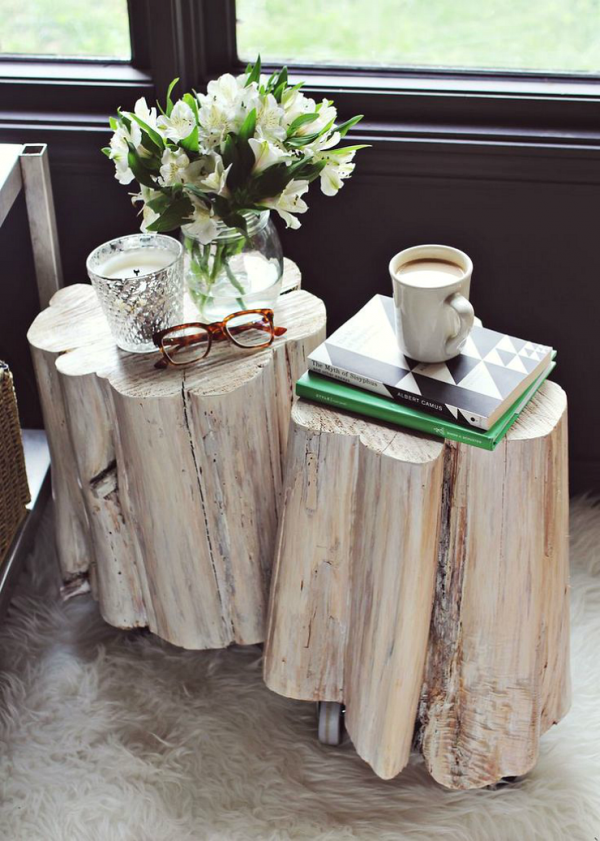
[
  {"x1": 0, "y1": 0, "x2": 598, "y2": 150},
  {"x1": 237, "y1": 0, "x2": 600, "y2": 75},
  {"x1": 0, "y1": 0, "x2": 131, "y2": 60}
]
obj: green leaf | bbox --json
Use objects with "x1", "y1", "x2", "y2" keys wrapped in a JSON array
[
  {"x1": 238, "y1": 108, "x2": 257, "y2": 143},
  {"x1": 138, "y1": 134, "x2": 162, "y2": 161},
  {"x1": 127, "y1": 145, "x2": 157, "y2": 188},
  {"x1": 117, "y1": 109, "x2": 132, "y2": 132},
  {"x1": 326, "y1": 144, "x2": 371, "y2": 155},
  {"x1": 220, "y1": 211, "x2": 248, "y2": 235},
  {"x1": 138, "y1": 152, "x2": 161, "y2": 171},
  {"x1": 227, "y1": 110, "x2": 258, "y2": 191},
  {"x1": 264, "y1": 70, "x2": 278, "y2": 92},
  {"x1": 288, "y1": 158, "x2": 326, "y2": 184},
  {"x1": 109, "y1": 116, "x2": 119, "y2": 131},
  {"x1": 286, "y1": 82, "x2": 305, "y2": 96},
  {"x1": 285, "y1": 116, "x2": 336, "y2": 148},
  {"x1": 221, "y1": 133, "x2": 238, "y2": 169},
  {"x1": 221, "y1": 130, "x2": 254, "y2": 194},
  {"x1": 286, "y1": 112, "x2": 319, "y2": 136},
  {"x1": 275, "y1": 66, "x2": 288, "y2": 89},
  {"x1": 146, "y1": 193, "x2": 171, "y2": 213},
  {"x1": 273, "y1": 81, "x2": 287, "y2": 103},
  {"x1": 250, "y1": 162, "x2": 292, "y2": 201},
  {"x1": 101, "y1": 146, "x2": 112, "y2": 158},
  {"x1": 245, "y1": 56, "x2": 261, "y2": 87},
  {"x1": 335, "y1": 114, "x2": 364, "y2": 138},
  {"x1": 146, "y1": 194, "x2": 194, "y2": 233},
  {"x1": 183, "y1": 92, "x2": 199, "y2": 122},
  {"x1": 212, "y1": 195, "x2": 231, "y2": 219},
  {"x1": 165, "y1": 78, "x2": 180, "y2": 117},
  {"x1": 285, "y1": 133, "x2": 322, "y2": 148},
  {"x1": 179, "y1": 125, "x2": 199, "y2": 153},
  {"x1": 303, "y1": 161, "x2": 327, "y2": 183},
  {"x1": 272, "y1": 66, "x2": 289, "y2": 103},
  {"x1": 129, "y1": 114, "x2": 164, "y2": 152},
  {"x1": 183, "y1": 184, "x2": 211, "y2": 205}
]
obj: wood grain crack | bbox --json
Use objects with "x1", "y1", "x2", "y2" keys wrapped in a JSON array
[{"x1": 180, "y1": 376, "x2": 233, "y2": 640}]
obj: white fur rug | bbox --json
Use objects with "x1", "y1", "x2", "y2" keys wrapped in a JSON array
[{"x1": 1, "y1": 500, "x2": 600, "y2": 841}]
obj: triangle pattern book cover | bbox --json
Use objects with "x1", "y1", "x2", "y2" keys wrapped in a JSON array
[{"x1": 307, "y1": 295, "x2": 554, "y2": 430}]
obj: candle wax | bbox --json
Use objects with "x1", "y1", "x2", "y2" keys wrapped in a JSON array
[{"x1": 100, "y1": 249, "x2": 173, "y2": 280}]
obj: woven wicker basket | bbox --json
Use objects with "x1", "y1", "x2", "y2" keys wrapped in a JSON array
[{"x1": 0, "y1": 362, "x2": 30, "y2": 566}]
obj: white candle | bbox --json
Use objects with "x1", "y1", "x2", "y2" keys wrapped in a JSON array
[{"x1": 99, "y1": 249, "x2": 173, "y2": 280}]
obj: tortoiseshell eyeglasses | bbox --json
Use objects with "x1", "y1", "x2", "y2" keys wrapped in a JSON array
[{"x1": 152, "y1": 309, "x2": 287, "y2": 369}]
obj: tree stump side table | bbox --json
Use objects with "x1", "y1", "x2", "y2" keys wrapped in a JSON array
[
  {"x1": 27, "y1": 260, "x2": 326, "y2": 650},
  {"x1": 264, "y1": 382, "x2": 570, "y2": 790}
]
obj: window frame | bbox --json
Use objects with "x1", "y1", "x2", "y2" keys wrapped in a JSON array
[{"x1": 0, "y1": 0, "x2": 599, "y2": 149}]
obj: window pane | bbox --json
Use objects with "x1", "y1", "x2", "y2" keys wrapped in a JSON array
[
  {"x1": 237, "y1": 0, "x2": 600, "y2": 74},
  {"x1": 0, "y1": 0, "x2": 131, "y2": 59}
]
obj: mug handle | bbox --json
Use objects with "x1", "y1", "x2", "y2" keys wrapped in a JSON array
[{"x1": 445, "y1": 293, "x2": 475, "y2": 357}]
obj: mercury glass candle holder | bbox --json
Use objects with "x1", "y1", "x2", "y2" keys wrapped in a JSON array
[{"x1": 86, "y1": 234, "x2": 184, "y2": 353}]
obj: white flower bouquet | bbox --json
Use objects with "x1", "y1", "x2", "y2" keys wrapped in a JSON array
[{"x1": 105, "y1": 58, "x2": 366, "y2": 314}]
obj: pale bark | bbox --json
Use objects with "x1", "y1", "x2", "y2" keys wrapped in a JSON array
[
  {"x1": 28, "y1": 260, "x2": 326, "y2": 649},
  {"x1": 264, "y1": 400, "x2": 445, "y2": 779},
  {"x1": 264, "y1": 382, "x2": 570, "y2": 789}
]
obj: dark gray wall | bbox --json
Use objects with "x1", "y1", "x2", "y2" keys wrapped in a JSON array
[{"x1": 2, "y1": 129, "x2": 598, "y2": 493}]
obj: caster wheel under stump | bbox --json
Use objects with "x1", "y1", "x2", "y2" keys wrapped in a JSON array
[{"x1": 317, "y1": 701, "x2": 344, "y2": 746}]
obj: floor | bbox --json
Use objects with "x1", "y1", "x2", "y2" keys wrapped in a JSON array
[{"x1": 0, "y1": 499, "x2": 599, "y2": 841}]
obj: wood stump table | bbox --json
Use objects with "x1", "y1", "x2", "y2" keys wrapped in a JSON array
[
  {"x1": 264, "y1": 382, "x2": 570, "y2": 790},
  {"x1": 28, "y1": 260, "x2": 326, "y2": 650}
]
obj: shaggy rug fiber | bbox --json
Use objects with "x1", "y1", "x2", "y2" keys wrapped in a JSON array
[{"x1": 1, "y1": 500, "x2": 600, "y2": 841}]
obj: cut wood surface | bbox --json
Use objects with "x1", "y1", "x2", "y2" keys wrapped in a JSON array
[
  {"x1": 264, "y1": 381, "x2": 570, "y2": 789},
  {"x1": 28, "y1": 259, "x2": 326, "y2": 649}
]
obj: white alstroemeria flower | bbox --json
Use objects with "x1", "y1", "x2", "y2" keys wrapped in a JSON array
[
  {"x1": 185, "y1": 197, "x2": 218, "y2": 244},
  {"x1": 262, "y1": 179, "x2": 309, "y2": 229},
  {"x1": 140, "y1": 203, "x2": 160, "y2": 232},
  {"x1": 131, "y1": 185, "x2": 158, "y2": 205},
  {"x1": 282, "y1": 88, "x2": 317, "y2": 128},
  {"x1": 131, "y1": 187, "x2": 161, "y2": 231},
  {"x1": 198, "y1": 79, "x2": 258, "y2": 145},
  {"x1": 108, "y1": 123, "x2": 141, "y2": 185},
  {"x1": 133, "y1": 97, "x2": 158, "y2": 129},
  {"x1": 197, "y1": 101, "x2": 235, "y2": 149},
  {"x1": 319, "y1": 149, "x2": 356, "y2": 197},
  {"x1": 315, "y1": 130, "x2": 341, "y2": 152},
  {"x1": 137, "y1": 144, "x2": 155, "y2": 161},
  {"x1": 203, "y1": 73, "x2": 246, "y2": 108},
  {"x1": 159, "y1": 149, "x2": 194, "y2": 185},
  {"x1": 255, "y1": 93, "x2": 286, "y2": 142},
  {"x1": 199, "y1": 156, "x2": 231, "y2": 196},
  {"x1": 248, "y1": 138, "x2": 289, "y2": 174},
  {"x1": 110, "y1": 122, "x2": 142, "y2": 156},
  {"x1": 157, "y1": 100, "x2": 196, "y2": 142},
  {"x1": 113, "y1": 157, "x2": 135, "y2": 185},
  {"x1": 309, "y1": 100, "x2": 337, "y2": 136},
  {"x1": 301, "y1": 129, "x2": 341, "y2": 162}
]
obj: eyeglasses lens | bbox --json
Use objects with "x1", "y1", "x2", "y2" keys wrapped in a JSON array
[
  {"x1": 161, "y1": 326, "x2": 210, "y2": 364},
  {"x1": 225, "y1": 313, "x2": 273, "y2": 348}
]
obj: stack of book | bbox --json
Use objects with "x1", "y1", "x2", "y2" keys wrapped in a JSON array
[{"x1": 298, "y1": 295, "x2": 556, "y2": 450}]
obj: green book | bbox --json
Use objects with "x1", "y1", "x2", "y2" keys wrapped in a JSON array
[{"x1": 296, "y1": 362, "x2": 556, "y2": 451}]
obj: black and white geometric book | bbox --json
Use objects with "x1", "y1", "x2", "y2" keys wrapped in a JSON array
[{"x1": 308, "y1": 295, "x2": 554, "y2": 430}]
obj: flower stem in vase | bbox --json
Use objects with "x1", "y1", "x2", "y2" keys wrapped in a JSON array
[
  {"x1": 222, "y1": 235, "x2": 248, "y2": 310},
  {"x1": 186, "y1": 237, "x2": 212, "y2": 317}
]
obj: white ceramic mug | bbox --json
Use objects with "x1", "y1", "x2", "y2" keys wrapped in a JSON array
[{"x1": 389, "y1": 244, "x2": 475, "y2": 363}]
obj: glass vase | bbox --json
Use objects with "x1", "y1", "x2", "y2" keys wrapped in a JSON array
[{"x1": 181, "y1": 211, "x2": 284, "y2": 322}]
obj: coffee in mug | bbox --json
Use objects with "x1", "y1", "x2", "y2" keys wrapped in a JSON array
[{"x1": 389, "y1": 244, "x2": 474, "y2": 363}]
